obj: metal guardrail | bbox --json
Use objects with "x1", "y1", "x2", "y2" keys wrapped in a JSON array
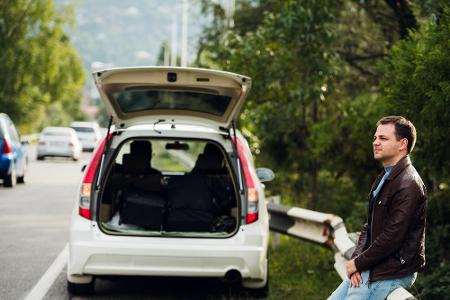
[
  {"x1": 21, "y1": 133, "x2": 40, "y2": 143},
  {"x1": 266, "y1": 200, "x2": 417, "y2": 300}
]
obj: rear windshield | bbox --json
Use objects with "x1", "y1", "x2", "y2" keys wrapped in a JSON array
[
  {"x1": 115, "y1": 139, "x2": 208, "y2": 173},
  {"x1": 71, "y1": 126, "x2": 94, "y2": 133},
  {"x1": 113, "y1": 90, "x2": 231, "y2": 116},
  {"x1": 43, "y1": 131, "x2": 71, "y2": 137}
]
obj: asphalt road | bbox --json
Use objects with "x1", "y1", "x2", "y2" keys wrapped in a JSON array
[
  {"x1": 0, "y1": 146, "x2": 261, "y2": 300},
  {"x1": 0, "y1": 145, "x2": 89, "y2": 300}
]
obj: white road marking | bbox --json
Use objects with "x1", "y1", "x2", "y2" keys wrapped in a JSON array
[{"x1": 24, "y1": 244, "x2": 68, "y2": 300}]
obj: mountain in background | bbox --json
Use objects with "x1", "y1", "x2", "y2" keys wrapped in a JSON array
[
  {"x1": 55, "y1": 0, "x2": 208, "y2": 119},
  {"x1": 59, "y1": 0, "x2": 206, "y2": 72}
]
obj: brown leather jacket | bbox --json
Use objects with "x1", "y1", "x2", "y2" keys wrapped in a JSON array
[{"x1": 352, "y1": 156, "x2": 427, "y2": 282}]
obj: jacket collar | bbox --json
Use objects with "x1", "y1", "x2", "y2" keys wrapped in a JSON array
[
  {"x1": 369, "y1": 171, "x2": 384, "y2": 197},
  {"x1": 386, "y1": 155, "x2": 411, "y2": 181},
  {"x1": 368, "y1": 155, "x2": 411, "y2": 199}
]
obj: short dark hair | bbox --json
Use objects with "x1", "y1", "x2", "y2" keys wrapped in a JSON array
[{"x1": 376, "y1": 116, "x2": 416, "y2": 154}]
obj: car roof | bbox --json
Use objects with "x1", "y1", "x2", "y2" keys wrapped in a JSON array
[
  {"x1": 70, "y1": 121, "x2": 99, "y2": 127},
  {"x1": 0, "y1": 113, "x2": 11, "y2": 123},
  {"x1": 122, "y1": 123, "x2": 227, "y2": 135},
  {"x1": 43, "y1": 126, "x2": 76, "y2": 132}
]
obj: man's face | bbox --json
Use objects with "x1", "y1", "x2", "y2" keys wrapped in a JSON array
[{"x1": 373, "y1": 123, "x2": 406, "y2": 166}]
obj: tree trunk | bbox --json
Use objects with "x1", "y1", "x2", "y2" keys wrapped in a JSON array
[{"x1": 385, "y1": 0, "x2": 418, "y2": 38}]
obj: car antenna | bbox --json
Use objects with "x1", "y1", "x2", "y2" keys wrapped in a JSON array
[
  {"x1": 96, "y1": 116, "x2": 113, "y2": 190},
  {"x1": 231, "y1": 120, "x2": 244, "y2": 194}
]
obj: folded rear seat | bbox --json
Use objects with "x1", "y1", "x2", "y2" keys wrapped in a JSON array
[
  {"x1": 118, "y1": 149, "x2": 165, "y2": 230},
  {"x1": 166, "y1": 174, "x2": 214, "y2": 232}
]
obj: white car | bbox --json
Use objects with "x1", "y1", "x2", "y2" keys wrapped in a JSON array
[
  {"x1": 36, "y1": 127, "x2": 82, "y2": 161},
  {"x1": 70, "y1": 121, "x2": 102, "y2": 151},
  {"x1": 67, "y1": 67, "x2": 274, "y2": 296}
]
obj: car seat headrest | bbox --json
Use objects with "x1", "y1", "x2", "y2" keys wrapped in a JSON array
[
  {"x1": 130, "y1": 140, "x2": 152, "y2": 156},
  {"x1": 195, "y1": 149, "x2": 223, "y2": 171},
  {"x1": 122, "y1": 153, "x2": 148, "y2": 174}
]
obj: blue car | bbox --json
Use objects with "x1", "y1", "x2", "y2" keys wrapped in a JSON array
[{"x1": 0, "y1": 113, "x2": 28, "y2": 187}]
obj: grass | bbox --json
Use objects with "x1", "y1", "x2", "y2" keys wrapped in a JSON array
[{"x1": 267, "y1": 235, "x2": 341, "y2": 300}]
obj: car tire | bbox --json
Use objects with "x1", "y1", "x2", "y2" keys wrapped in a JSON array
[
  {"x1": 17, "y1": 175, "x2": 25, "y2": 184},
  {"x1": 67, "y1": 278, "x2": 95, "y2": 295},
  {"x1": 17, "y1": 159, "x2": 28, "y2": 184},
  {"x1": 37, "y1": 156, "x2": 44, "y2": 161},
  {"x1": 4, "y1": 165, "x2": 17, "y2": 187}
]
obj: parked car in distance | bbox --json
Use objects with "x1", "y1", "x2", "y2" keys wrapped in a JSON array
[
  {"x1": 70, "y1": 121, "x2": 102, "y2": 152},
  {"x1": 0, "y1": 113, "x2": 28, "y2": 187},
  {"x1": 37, "y1": 127, "x2": 82, "y2": 161},
  {"x1": 67, "y1": 67, "x2": 275, "y2": 296}
]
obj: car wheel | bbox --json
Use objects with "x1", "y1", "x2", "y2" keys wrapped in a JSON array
[
  {"x1": 67, "y1": 278, "x2": 95, "y2": 295},
  {"x1": 17, "y1": 159, "x2": 28, "y2": 184},
  {"x1": 37, "y1": 156, "x2": 44, "y2": 161},
  {"x1": 4, "y1": 165, "x2": 17, "y2": 187}
]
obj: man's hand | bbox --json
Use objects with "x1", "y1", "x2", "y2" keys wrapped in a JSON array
[
  {"x1": 346, "y1": 259, "x2": 362, "y2": 288},
  {"x1": 346, "y1": 259, "x2": 358, "y2": 278},
  {"x1": 349, "y1": 272, "x2": 363, "y2": 288}
]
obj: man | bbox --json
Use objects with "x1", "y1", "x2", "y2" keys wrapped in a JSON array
[{"x1": 328, "y1": 116, "x2": 427, "y2": 300}]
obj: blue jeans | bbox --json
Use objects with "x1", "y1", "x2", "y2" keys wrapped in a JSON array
[{"x1": 327, "y1": 271, "x2": 416, "y2": 300}]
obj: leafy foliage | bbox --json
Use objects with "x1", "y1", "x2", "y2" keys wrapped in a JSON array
[
  {"x1": 198, "y1": 0, "x2": 345, "y2": 209},
  {"x1": 197, "y1": 0, "x2": 449, "y2": 298},
  {"x1": 0, "y1": 0, "x2": 85, "y2": 132},
  {"x1": 381, "y1": 6, "x2": 450, "y2": 182},
  {"x1": 379, "y1": 11, "x2": 450, "y2": 298}
]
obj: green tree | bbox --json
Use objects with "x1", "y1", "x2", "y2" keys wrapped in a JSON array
[
  {"x1": 380, "y1": 5, "x2": 450, "y2": 298},
  {"x1": 198, "y1": 0, "x2": 344, "y2": 209},
  {"x1": 0, "y1": 0, "x2": 85, "y2": 132},
  {"x1": 381, "y1": 5, "x2": 450, "y2": 184},
  {"x1": 196, "y1": 0, "x2": 423, "y2": 211},
  {"x1": 197, "y1": 1, "x2": 448, "y2": 297}
]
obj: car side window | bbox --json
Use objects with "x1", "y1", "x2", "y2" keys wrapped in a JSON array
[
  {"x1": 7, "y1": 120, "x2": 20, "y2": 142},
  {"x1": 0, "y1": 119, "x2": 4, "y2": 138}
]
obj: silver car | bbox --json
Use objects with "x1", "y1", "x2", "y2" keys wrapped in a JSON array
[
  {"x1": 37, "y1": 127, "x2": 82, "y2": 161},
  {"x1": 70, "y1": 121, "x2": 102, "y2": 152}
]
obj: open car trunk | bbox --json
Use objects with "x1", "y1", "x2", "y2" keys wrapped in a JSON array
[{"x1": 98, "y1": 138, "x2": 239, "y2": 237}]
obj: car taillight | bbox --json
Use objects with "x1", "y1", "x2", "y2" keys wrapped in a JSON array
[
  {"x1": 234, "y1": 137, "x2": 259, "y2": 224},
  {"x1": 1, "y1": 138, "x2": 12, "y2": 154},
  {"x1": 79, "y1": 136, "x2": 108, "y2": 220}
]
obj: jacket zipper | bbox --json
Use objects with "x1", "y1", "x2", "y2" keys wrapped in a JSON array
[
  {"x1": 368, "y1": 173, "x2": 390, "y2": 285},
  {"x1": 366, "y1": 172, "x2": 384, "y2": 286},
  {"x1": 398, "y1": 252, "x2": 406, "y2": 264},
  {"x1": 368, "y1": 198, "x2": 376, "y2": 285}
]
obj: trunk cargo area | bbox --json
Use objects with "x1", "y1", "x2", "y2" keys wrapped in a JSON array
[{"x1": 98, "y1": 138, "x2": 239, "y2": 237}]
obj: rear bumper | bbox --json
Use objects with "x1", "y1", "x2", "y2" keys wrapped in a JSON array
[
  {"x1": 68, "y1": 213, "x2": 269, "y2": 281},
  {"x1": 37, "y1": 148, "x2": 78, "y2": 157},
  {"x1": 0, "y1": 155, "x2": 12, "y2": 175},
  {"x1": 79, "y1": 140, "x2": 97, "y2": 150}
]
